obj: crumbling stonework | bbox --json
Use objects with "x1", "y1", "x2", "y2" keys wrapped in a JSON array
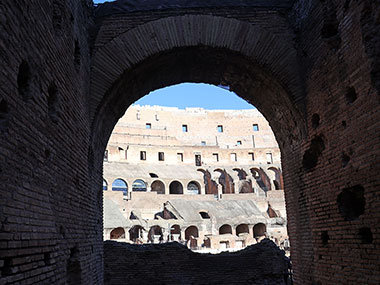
[
  {"x1": 103, "y1": 105, "x2": 288, "y2": 253},
  {"x1": 104, "y1": 239, "x2": 289, "y2": 285},
  {"x1": 0, "y1": 0, "x2": 379, "y2": 284}
]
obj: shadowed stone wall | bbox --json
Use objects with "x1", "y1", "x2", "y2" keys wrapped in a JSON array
[
  {"x1": 0, "y1": 0, "x2": 102, "y2": 284},
  {"x1": 104, "y1": 239, "x2": 288, "y2": 285},
  {"x1": 0, "y1": 0, "x2": 379, "y2": 284}
]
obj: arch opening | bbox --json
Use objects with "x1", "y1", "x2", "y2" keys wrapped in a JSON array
[
  {"x1": 112, "y1": 179, "x2": 128, "y2": 195},
  {"x1": 132, "y1": 179, "x2": 147, "y2": 192},
  {"x1": 151, "y1": 180, "x2": 165, "y2": 194},
  {"x1": 187, "y1": 181, "x2": 200, "y2": 195},
  {"x1": 170, "y1": 225, "x2": 181, "y2": 241},
  {"x1": 148, "y1": 226, "x2": 163, "y2": 243},
  {"x1": 253, "y1": 223, "x2": 267, "y2": 239},
  {"x1": 236, "y1": 224, "x2": 249, "y2": 236},
  {"x1": 219, "y1": 224, "x2": 233, "y2": 235},
  {"x1": 110, "y1": 227, "x2": 125, "y2": 240},
  {"x1": 129, "y1": 226, "x2": 145, "y2": 243},
  {"x1": 185, "y1": 226, "x2": 199, "y2": 240},
  {"x1": 93, "y1": 16, "x2": 304, "y2": 278},
  {"x1": 169, "y1": 181, "x2": 183, "y2": 194}
]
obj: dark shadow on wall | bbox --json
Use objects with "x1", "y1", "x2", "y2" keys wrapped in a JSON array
[{"x1": 103, "y1": 239, "x2": 288, "y2": 285}]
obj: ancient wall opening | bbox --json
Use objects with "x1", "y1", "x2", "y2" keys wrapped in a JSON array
[
  {"x1": 90, "y1": 12, "x2": 305, "y2": 281},
  {"x1": 219, "y1": 224, "x2": 233, "y2": 235},
  {"x1": 0, "y1": 0, "x2": 377, "y2": 283},
  {"x1": 169, "y1": 181, "x2": 184, "y2": 194},
  {"x1": 151, "y1": 180, "x2": 165, "y2": 194},
  {"x1": 91, "y1": 2, "x2": 380, "y2": 283}
]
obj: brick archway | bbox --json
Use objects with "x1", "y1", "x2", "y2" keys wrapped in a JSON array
[
  {"x1": 89, "y1": 12, "x2": 308, "y2": 282},
  {"x1": 90, "y1": 15, "x2": 306, "y2": 150},
  {"x1": 1, "y1": 1, "x2": 379, "y2": 284}
]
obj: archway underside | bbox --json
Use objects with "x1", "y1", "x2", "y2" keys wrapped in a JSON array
[
  {"x1": 91, "y1": 44, "x2": 308, "y2": 283},
  {"x1": 90, "y1": 15, "x2": 307, "y2": 284},
  {"x1": 92, "y1": 46, "x2": 305, "y2": 154}
]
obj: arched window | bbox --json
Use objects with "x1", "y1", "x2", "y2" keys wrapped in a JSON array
[
  {"x1": 110, "y1": 227, "x2": 125, "y2": 239},
  {"x1": 236, "y1": 224, "x2": 249, "y2": 236},
  {"x1": 112, "y1": 179, "x2": 128, "y2": 195},
  {"x1": 253, "y1": 223, "x2": 267, "y2": 238},
  {"x1": 219, "y1": 224, "x2": 232, "y2": 235},
  {"x1": 129, "y1": 225, "x2": 144, "y2": 242},
  {"x1": 185, "y1": 226, "x2": 199, "y2": 240},
  {"x1": 268, "y1": 167, "x2": 283, "y2": 190},
  {"x1": 148, "y1": 226, "x2": 163, "y2": 243},
  {"x1": 187, "y1": 181, "x2": 200, "y2": 194},
  {"x1": 171, "y1": 225, "x2": 181, "y2": 240},
  {"x1": 169, "y1": 181, "x2": 183, "y2": 194},
  {"x1": 132, "y1": 179, "x2": 147, "y2": 191},
  {"x1": 103, "y1": 179, "x2": 108, "y2": 191},
  {"x1": 151, "y1": 180, "x2": 165, "y2": 194}
]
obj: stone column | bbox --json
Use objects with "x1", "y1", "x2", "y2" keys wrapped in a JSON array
[
  {"x1": 249, "y1": 226, "x2": 254, "y2": 238},
  {"x1": 217, "y1": 184, "x2": 223, "y2": 199},
  {"x1": 142, "y1": 229, "x2": 148, "y2": 243},
  {"x1": 200, "y1": 184, "x2": 205, "y2": 195},
  {"x1": 162, "y1": 228, "x2": 169, "y2": 243},
  {"x1": 124, "y1": 227, "x2": 130, "y2": 241},
  {"x1": 181, "y1": 229, "x2": 187, "y2": 241},
  {"x1": 231, "y1": 227, "x2": 236, "y2": 237}
]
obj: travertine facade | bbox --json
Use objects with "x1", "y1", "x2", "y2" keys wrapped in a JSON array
[{"x1": 103, "y1": 105, "x2": 288, "y2": 253}]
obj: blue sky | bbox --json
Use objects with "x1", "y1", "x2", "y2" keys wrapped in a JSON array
[{"x1": 135, "y1": 83, "x2": 254, "y2": 110}]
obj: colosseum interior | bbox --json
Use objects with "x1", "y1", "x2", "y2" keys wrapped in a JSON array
[
  {"x1": 103, "y1": 105, "x2": 289, "y2": 254},
  {"x1": 0, "y1": 0, "x2": 379, "y2": 284}
]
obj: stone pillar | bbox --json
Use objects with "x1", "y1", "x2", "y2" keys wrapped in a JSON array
[
  {"x1": 142, "y1": 229, "x2": 148, "y2": 243},
  {"x1": 162, "y1": 228, "x2": 169, "y2": 243},
  {"x1": 249, "y1": 226, "x2": 254, "y2": 238},
  {"x1": 217, "y1": 184, "x2": 222, "y2": 199},
  {"x1": 181, "y1": 229, "x2": 187, "y2": 241},
  {"x1": 232, "y1": 182, "x2": 237, "y2": 194},
  {"x1": 124, "y1": 227, "x2": 130, "y2": 240},
  {"x1": 200, "y1": 184, "x2": 205, "y2": 195},
  {"x1": 211, "y1": 220, "x2": 217, "y2": 235},
  {"x1": 231, "y1": 227, "x2": 236, "y2": 237},
  {"x1": 103, "y1": 229, "x2": 110, "y2": 240},
  {"x1": 172, "y1": 234, "x2": 180, "y2": 242}
]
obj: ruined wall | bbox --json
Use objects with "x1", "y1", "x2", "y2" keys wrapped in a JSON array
[
  {"x1": 0, "y1": 1, "x2": 102, "y2": 284},
  {"x1": 103, "y1": 239, "x2": 288, "y2": 285},
  {"x1": 0, "y1": 0, "x2": 379, "y2": 284},
  {"x1": 92, "y1": 0, "x2": 379, "y2": 283},
  {"x1": 284, "y1": 0, "x2": 380, "y2": 283}
]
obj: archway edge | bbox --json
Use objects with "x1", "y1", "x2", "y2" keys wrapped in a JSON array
[{"x1": 90, "y1": 14, "x2": 306, "y2": 148}]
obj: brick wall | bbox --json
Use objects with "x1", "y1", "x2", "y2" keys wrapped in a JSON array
[
  {"x1": 0, "y1": 0, "x2": 102, "y2": 284},
  {"x1": 286, "y1": 0, "x2": 380, "y2": 283},
  {"x1": 103, "y1": 239, "x2": 288, "y2": 285},
  {"x1": 1, "y1": 0, "x2": 379, "y2": 284}
]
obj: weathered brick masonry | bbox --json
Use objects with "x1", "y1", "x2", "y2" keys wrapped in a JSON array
[
  {"x1": 103, "y1": 239, "x2": 288, "y2": 285},
  {"x1": 0, "y1": 0, "x2": 101, "y2": 284},
  {"x1": 0, "y1": 0, "x2": 379, "y2": 284}
]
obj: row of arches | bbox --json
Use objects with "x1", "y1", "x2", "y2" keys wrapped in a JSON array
[
  {"x1": 104, "y1": 166, "x2": 282, "y2": 196},
  {"x1": 198, "y1": 167, "x2": 283, "y2": 195},
  {"x1": 103, "y1": 179, "x2": 201, "y2": 195},
  {"x1": 109, "y1": 223, "x2": 267, "y2": 242}
]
